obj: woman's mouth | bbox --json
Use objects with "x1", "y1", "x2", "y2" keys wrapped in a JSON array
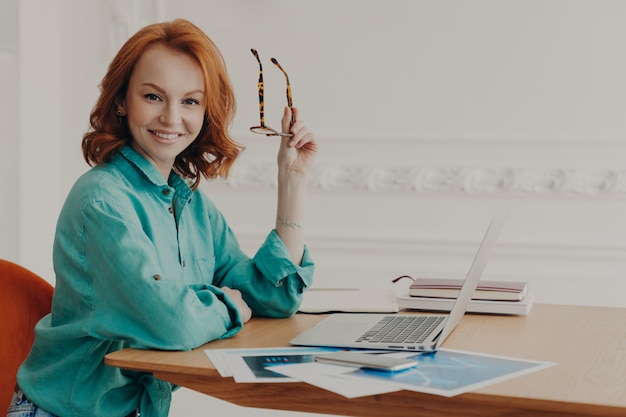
[{"x1": 152, "y1": 131, "x2": 180, "y2": 141}]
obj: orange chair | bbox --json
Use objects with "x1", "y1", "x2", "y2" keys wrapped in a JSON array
[{"x1": 0, "y1": 259, "x2": 53, "y2": 410}]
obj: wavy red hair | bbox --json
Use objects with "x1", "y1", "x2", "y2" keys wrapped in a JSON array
[{"x1": 82, "y1": 19, "x2": 243, "y2": 189}]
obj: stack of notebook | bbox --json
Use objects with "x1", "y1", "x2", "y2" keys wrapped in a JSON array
[{"x1": 397, "y1": 278, "x2": 534, "y2": 315}]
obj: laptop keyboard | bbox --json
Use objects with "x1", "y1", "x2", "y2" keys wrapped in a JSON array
[{"x1": 355, "y1": 316, "x2": 446, "y2": 344}]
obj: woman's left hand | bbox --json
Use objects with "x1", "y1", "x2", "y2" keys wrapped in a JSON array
[{"x1": 277, "y1": 106, "x2": 318, "y2": 177}]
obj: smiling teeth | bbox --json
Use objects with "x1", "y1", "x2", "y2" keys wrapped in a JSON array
[{"x1": 154, "y1": 132, "x2": 178, "y2": 140}]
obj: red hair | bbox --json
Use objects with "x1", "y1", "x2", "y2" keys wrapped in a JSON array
[{"x1": 82, "y1": 19, "x2": 243, "y2": 189}]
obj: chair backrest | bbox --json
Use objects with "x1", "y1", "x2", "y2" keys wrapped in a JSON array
[{"x1": 0, "y1": 259, "x2": 53, "y2": 410}]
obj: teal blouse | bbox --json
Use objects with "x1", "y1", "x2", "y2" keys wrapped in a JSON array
[{"x1": 17, "y1": 145, "x2": 314, "y2": 417}]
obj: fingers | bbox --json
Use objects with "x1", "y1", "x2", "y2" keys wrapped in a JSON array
[
  {"x1": 282, "y1": 106, "x2": 316, "y2": 149},
  {"x1": 221, "y1": 286, "x2": 252, "y2": 323},
  {"x1": 281, "y1": 106, "x2": 293, "y2": 134}
]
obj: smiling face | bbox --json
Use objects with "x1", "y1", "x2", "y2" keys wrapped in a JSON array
[{"x1": 118, "y1": 43, "x2": 206, "y2": 180}]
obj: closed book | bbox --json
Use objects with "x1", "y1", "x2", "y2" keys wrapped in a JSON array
[
  {"x1": 397, "y1": 292, "x2": 534, "y2": 315},
  {"x1": 409, "y1": 278, "x2": 528, "y2": 301}
]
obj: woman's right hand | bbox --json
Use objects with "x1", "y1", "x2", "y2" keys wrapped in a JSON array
[{"x1": 221, "y1": 286, "x2": 252, "y2": 323}]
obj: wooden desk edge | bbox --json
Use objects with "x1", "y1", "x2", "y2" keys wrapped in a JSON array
[
  {"x1": 153, "y1": 370, "x2": 626, "y2": 417},
  {"x1": 105, "y1": 348, "x2": 214, "y2": 376}
]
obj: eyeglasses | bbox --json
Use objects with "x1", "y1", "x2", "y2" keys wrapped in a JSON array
[{"x1": 250, "y1": 48, "x2": 294, "y2": 137}]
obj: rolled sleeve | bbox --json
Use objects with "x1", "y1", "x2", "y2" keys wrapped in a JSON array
[{"x1": 254, "y1": 230, "x2": 315, "y2": 290}]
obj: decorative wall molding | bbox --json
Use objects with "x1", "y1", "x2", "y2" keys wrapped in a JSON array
[
  {"x1": 233, "y1": 129, "x2": 626, "y2": 147},
  {"x1": 221, "y1": 163, "x2": 626, "y2": 198},
  {"x1": 238, "y1": 232, "x2": 626, "y2": 260}
]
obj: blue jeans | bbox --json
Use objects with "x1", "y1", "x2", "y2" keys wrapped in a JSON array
[
  {"x1": 6, "y1": 390, "x2": 57, "y2": 417},
  {"x1": 6, "y1": 389, "x2": 140, "y2": 417}
]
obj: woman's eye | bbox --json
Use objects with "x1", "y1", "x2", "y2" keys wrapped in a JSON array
[
  {"x1": 145, "y1": 93, "x2": 161, "y2": 101},
  {"x1": 183, "y1": 98, "x2": 200, "y2": 106}
]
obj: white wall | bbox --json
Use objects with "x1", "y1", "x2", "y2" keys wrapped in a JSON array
[
  {"x1": 3, "y1": 1, "x2": 626, "y2": 416},
  {"x1": 0, "y1": 0, "x2": 19, "y2": 264},
  {"x1": 172, "y1": 0, "x2": 626, "y2": 307}
]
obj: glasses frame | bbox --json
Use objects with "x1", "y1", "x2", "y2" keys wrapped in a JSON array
[{"x1": 250, "y1": 48, "x2": 294, "y2": 137}]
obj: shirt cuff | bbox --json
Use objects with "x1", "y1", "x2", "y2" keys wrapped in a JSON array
[{"x1": 253, "y1": 230, "x2": 314, "y2": 289}]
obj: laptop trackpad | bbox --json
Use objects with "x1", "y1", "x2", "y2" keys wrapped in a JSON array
[{"x1": 292, "y1": 314, "x2": 383, "y2": 345}]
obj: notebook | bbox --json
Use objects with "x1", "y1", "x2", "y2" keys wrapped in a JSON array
[{"x1": 290, "y1": 209, "x2": 509, "y2": 352}]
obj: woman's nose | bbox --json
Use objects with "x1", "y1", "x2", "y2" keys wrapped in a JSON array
[{"x1": 159, "y1": 104, "x2": 181, "y2": 125}]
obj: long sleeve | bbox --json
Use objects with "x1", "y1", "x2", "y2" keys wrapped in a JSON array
[{"x1": 196, "y1": 191, "x2": 315, "y2": 318}]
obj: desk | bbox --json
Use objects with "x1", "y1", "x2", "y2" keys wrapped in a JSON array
[{"x1": 105, "y1": 304, "x2": 626, "y2": 417}]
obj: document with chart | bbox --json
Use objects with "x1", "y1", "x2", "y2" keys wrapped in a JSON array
[{"x1": 268, "y1": 348, "x2": 555, "y2": 398}]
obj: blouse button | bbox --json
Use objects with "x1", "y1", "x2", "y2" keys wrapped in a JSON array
[
  {"x1": 162, "y1": 188, "x2": 171, "y2": 195},
  {"x1": 168, "y1": 206, "x2": 173, "y2": 214},
  {"x1": 153, "y1": 274, "x2": 161, "y2": 281}
]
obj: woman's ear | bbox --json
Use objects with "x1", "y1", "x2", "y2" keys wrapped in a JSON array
[{"x1": 116, "y1": 101, "x2": 127, "y2": 116}]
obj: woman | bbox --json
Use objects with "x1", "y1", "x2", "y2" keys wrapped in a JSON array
[{"x1": 9, "y1": 19, "x2": 317, "y2": 417}]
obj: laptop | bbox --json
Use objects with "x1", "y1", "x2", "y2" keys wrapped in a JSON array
[{"x1": 290, "y1": 209, "x2": 509, "y2": 352}]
